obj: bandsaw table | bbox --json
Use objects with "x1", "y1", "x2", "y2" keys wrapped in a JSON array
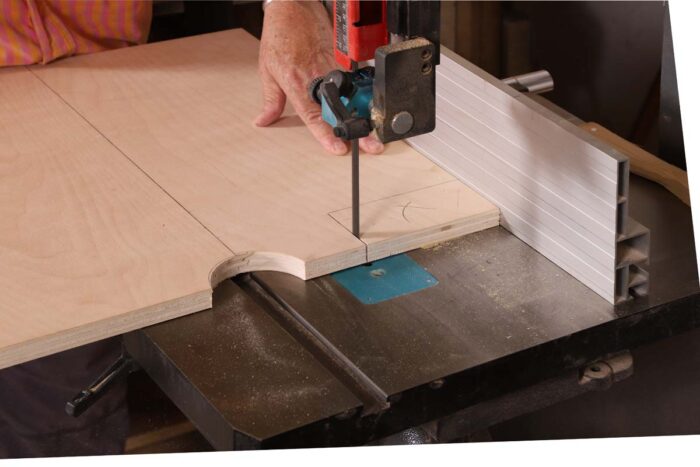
[{"x1": 123, "y1": 168, "x2": 699, "y2": 449}]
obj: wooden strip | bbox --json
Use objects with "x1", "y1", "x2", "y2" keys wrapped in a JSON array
[
  {"x1": 581, "y1": 122, "x2": 690, "y2": 206},
  {"x1": 125, "y1": 421, "x2": 196, "y2": 453},
  {"x1": 0, "y1": 68, "x2": 232, "y2": 369}
]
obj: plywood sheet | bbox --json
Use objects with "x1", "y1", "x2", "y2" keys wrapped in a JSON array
[
  {"x1": 1, "y1": 31, "x2": 498, "y2": 369},
  {"x1": 32, "y1": 30, "x2": 497, "y2": 280},
  {"x1": 0, "y1": 67, "x2": 232, "y2": 369}
]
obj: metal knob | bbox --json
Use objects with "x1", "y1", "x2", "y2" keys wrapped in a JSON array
[
  {"x1": 391, "y1": 111, "x2": 414, "y2": 135},
  {"x1": 502, "y1": 70, "x2": 554, "y2": 94}
]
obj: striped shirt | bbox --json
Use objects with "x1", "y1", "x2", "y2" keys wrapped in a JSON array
[{"x1": 0, "y1": 0, "x2": 152, "y2": 66}]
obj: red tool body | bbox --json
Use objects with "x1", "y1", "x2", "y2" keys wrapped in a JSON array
[
  {"x1": 333, "y1": 0, "x2": 388, "y2": 70},
  {"x1": 314, "y1": 0, "x2": 441, "y2": 238}
]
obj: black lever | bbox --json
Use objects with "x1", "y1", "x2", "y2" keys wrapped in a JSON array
[
  {"x1": 65, "y1": 351, "x2": 137, "y2": 417},
  {"x1": 309, "y1": 71, "x2": 372, "y2": 141}
]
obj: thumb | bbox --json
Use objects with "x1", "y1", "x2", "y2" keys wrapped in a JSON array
[{"x1": 254, "y1": 68, "x2": 287, "y2": 127}]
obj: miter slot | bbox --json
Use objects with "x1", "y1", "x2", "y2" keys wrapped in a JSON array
[
  {"x1": 614, "y1": 216, "x2": 650, "y2": 302},
  {"x1": 616, "y1": 160, "x2": 630, "y2": 235},
  {"x1": 615, "y1": 263, "x2": 651, "y2": 303},
  {"x1": 234, "y1": 273, "x2": 389, "y2": 416},
  {"x1": 629, "y1": 265, "x2": 650, "y2": 297},
  {"x1": 616, "y1": 245, "x2": 648, "y2": 267},
  {"x1": 617, "y1": 159, "x2": 630, "y2": 199},
  {"x1": 617, "y1": 198, "x2": 629, "y2": 240},
  {"x1": 616, "y1": 219, "x2": 650, "y2": 267},
  {"x1": 614, "y1": 265, "x2": 631, "y2": 303}
]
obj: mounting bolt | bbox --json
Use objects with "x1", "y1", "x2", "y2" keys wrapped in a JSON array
[
  {"x1": 370, "y1": 268, "x2": 386, "y2": 278},
  {"x1": 334, "y1": 407, "x2": 357, "y2": 420},
  {"x1": 308, "y1": 76, "x2": 324, "y2": 104},
  {"x1": 391, "y1": 111, "x2": 414, "y2": 135},
  {"x1": 429, "y1": 378, "x2": 445, "y2": 390}
]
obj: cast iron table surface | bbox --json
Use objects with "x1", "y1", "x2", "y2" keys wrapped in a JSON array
[{"x1": 124, "y1": 174, "x2": 699, "y2": 449}]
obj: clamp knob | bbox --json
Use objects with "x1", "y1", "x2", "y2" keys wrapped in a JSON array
[{"x1": 308, "y1": 76, "x2": 324, "y2": 104}]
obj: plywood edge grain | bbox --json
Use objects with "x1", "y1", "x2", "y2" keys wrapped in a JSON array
[
  {"x1": 0, "y1": 289, "x2": 212, "y2": 370},
  {"x1": 208, "y1": 247, "x2": 367, "y2": 284},
  {"x1": 366, "y1": 214, "x2": 500, "y2": 262}
]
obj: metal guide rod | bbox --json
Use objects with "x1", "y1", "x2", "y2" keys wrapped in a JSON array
[
  {"x1": 351, "y1": 60, "x2": 360, "y2": 238},
  {"x1": 502, "y1": 70, "x2": 554, "y2": 94},
  {"x1": 352, "y1": 139, "x2": 359, "y2": 238}
]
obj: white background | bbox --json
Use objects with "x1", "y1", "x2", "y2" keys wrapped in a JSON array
[{"x1": 7, "y1": 0, "x2": 700, "y2": 466}]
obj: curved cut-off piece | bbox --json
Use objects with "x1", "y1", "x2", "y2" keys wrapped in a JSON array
[{"x1": 210, "y1": 252, "x2": 309, "y2": 287}]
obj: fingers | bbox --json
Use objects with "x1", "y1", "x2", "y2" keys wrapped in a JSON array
[
  {"x1": 285, "y1": 81, "x2": 348, "y2": 155},
  {"x1": 254, "y1": 69, "x2": 287, "y2": 127},
  {"x1": 256, "y1": 64, "x2": 384, "y2": 156},
  {"x1": 359, "y1": 135, "x2": 385, "y2": 154}
]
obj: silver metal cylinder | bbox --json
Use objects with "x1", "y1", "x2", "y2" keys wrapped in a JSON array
[
  {"x1": 502, "y1": 70, "x2": 554, "y2": 94},
  {"x1": 391, "y1": 111, "x2": 414, "y2": 135}
]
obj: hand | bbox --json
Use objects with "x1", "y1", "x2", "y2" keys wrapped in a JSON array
[{"x1": 254, "y1": 0, "x2": 384, "y2": 155}]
